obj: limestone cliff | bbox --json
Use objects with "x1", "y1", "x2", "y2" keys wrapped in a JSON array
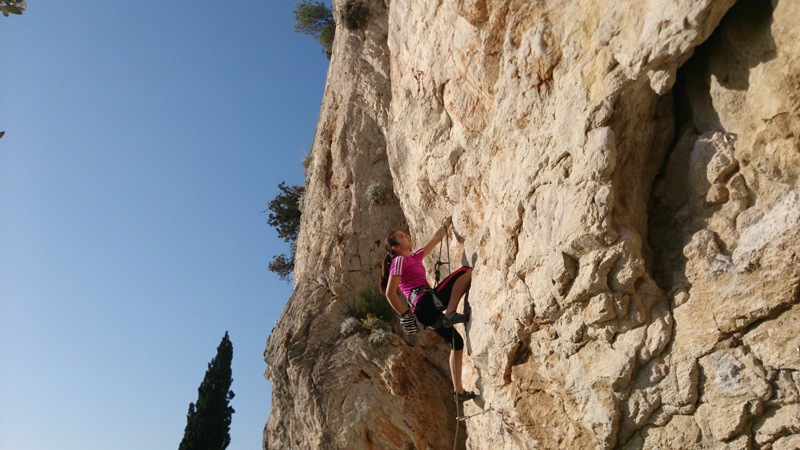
[{"x1": 264, "y1": 0, "x2": 800, "y2": 448}]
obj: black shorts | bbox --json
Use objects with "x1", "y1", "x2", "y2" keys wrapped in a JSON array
[{"x1": 412, "y1": 266, "x2": 471, "y2": 350}]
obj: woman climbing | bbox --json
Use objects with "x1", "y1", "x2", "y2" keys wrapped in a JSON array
[{"x1": 380, "y1": 216, "x2": 476, "y2": 401}]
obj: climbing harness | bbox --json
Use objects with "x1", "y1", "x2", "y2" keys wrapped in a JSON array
[{"x1": 409, "y1": 285, "x2": 445, "y2": 311}]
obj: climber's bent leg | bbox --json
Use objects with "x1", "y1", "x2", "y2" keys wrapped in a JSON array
[{"x1": 434, "y1": 266, "x2": 472, "y2": 317}]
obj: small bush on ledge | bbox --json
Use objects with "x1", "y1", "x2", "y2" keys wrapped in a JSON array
[
  {"x1": 362, "y1": 314, "x2": 389, "y2": 332},
  {"x1": 340, "y1": 289, "x2": 397, "y2": 346},
  {"x1": 368, "y1": 328, "x2": 393, "y2": 346},
  {"x1": 366, "y1": 183, "x2": 394, "y2": 205},
  {"x1": 340, "y1": 317, "x2": 362, "y2": 337},
  {"x1": 341, "y1": 0, "x2": 370, "y2": 31},
  {"x1": 342, "y1": 288, "x2": 394, "y2": 322}
]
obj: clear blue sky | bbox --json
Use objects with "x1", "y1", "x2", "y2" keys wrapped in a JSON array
[{"x1": 0, "y1": 2, "x2": 329, "y2": 449}]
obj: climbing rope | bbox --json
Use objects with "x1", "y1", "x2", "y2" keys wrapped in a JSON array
[
  {"x1": 453, "y1": 332, "x2": 459, "y2": 450},
  {"x1": 439, "y1": 221, "x2": 459, "y2": 450},
  {"x1": 436, "y1": 221, "x2": 465, "y2": 449},
  {"x1": 435, "y1": 221, "x2": 451, "y2": 288}
]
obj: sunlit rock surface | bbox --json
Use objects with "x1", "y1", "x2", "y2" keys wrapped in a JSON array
[{"x1": 265, "y1": 0, "x2": 800, "y2": 448}]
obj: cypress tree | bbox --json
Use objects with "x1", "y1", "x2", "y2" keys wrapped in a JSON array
[{"x1": 179, "y1": 332, "x2": 235, "y2": 450}]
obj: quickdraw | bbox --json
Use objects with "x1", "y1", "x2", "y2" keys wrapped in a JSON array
[{"x1": 434, "y1": 222, "x2": 451, "y2": 288}]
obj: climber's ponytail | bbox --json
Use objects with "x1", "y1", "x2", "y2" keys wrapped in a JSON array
[
  {"x1": 379, "y1": 253, "x2": 393, "y2": 294},
  {"x1": 379, "y1": 231, "x2": 400, "y2": 294}
]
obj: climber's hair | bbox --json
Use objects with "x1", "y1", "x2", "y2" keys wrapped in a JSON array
[{"x1": 379, "y1": 230, "x2": 400, "y2": 294}]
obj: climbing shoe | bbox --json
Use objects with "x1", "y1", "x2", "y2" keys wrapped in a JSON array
[
  {"x1": 442, "y1": 311, "x2": 470, "y2": 328},
  {"x1": 453, "y1": 390, "x2": 478, "y2": 402},
  {"x1": 399, "y1": 310, "x2": 419, "y2": 336}
]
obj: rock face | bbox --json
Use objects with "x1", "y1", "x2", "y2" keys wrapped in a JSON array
[{"x1": 264, "y1": 0, "x2": 800, "y2": 448}]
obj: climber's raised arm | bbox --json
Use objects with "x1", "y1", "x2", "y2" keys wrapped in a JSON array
[{"x1": 421, "y1": 216, "x2": 452, "y2": 256}]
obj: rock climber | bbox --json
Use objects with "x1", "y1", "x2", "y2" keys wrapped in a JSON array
[{"x1": 380, "y1": 216, "x2": 477, "y2": 401}]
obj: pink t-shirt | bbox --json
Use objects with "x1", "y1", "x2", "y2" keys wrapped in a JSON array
[{"x1": 389, "y1": 249, "x2": 430, "y2": 298}]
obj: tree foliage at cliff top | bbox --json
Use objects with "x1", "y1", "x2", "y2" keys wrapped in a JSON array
[
  {"x1": 293, "y1": 0, "x2": 335, "y2": 59},
  {"x1": 1, "y1": 0, "x2": 27, "y2": 16}
]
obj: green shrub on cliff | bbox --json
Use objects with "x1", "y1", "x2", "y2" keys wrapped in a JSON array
[
  {"x1": 341, "y1": 0, "x2": 369, "y2": 31},
  {"x1": 342, "y1": 288, "x2": 394, "y2": 322},
  {"x1": 265, "y1": 182, "x2": 305, "y2": 281}
]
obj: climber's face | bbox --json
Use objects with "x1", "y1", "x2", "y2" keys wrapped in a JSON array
[{"x1": 390, "y1": 231, "x2": 413, "y2": 254}]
